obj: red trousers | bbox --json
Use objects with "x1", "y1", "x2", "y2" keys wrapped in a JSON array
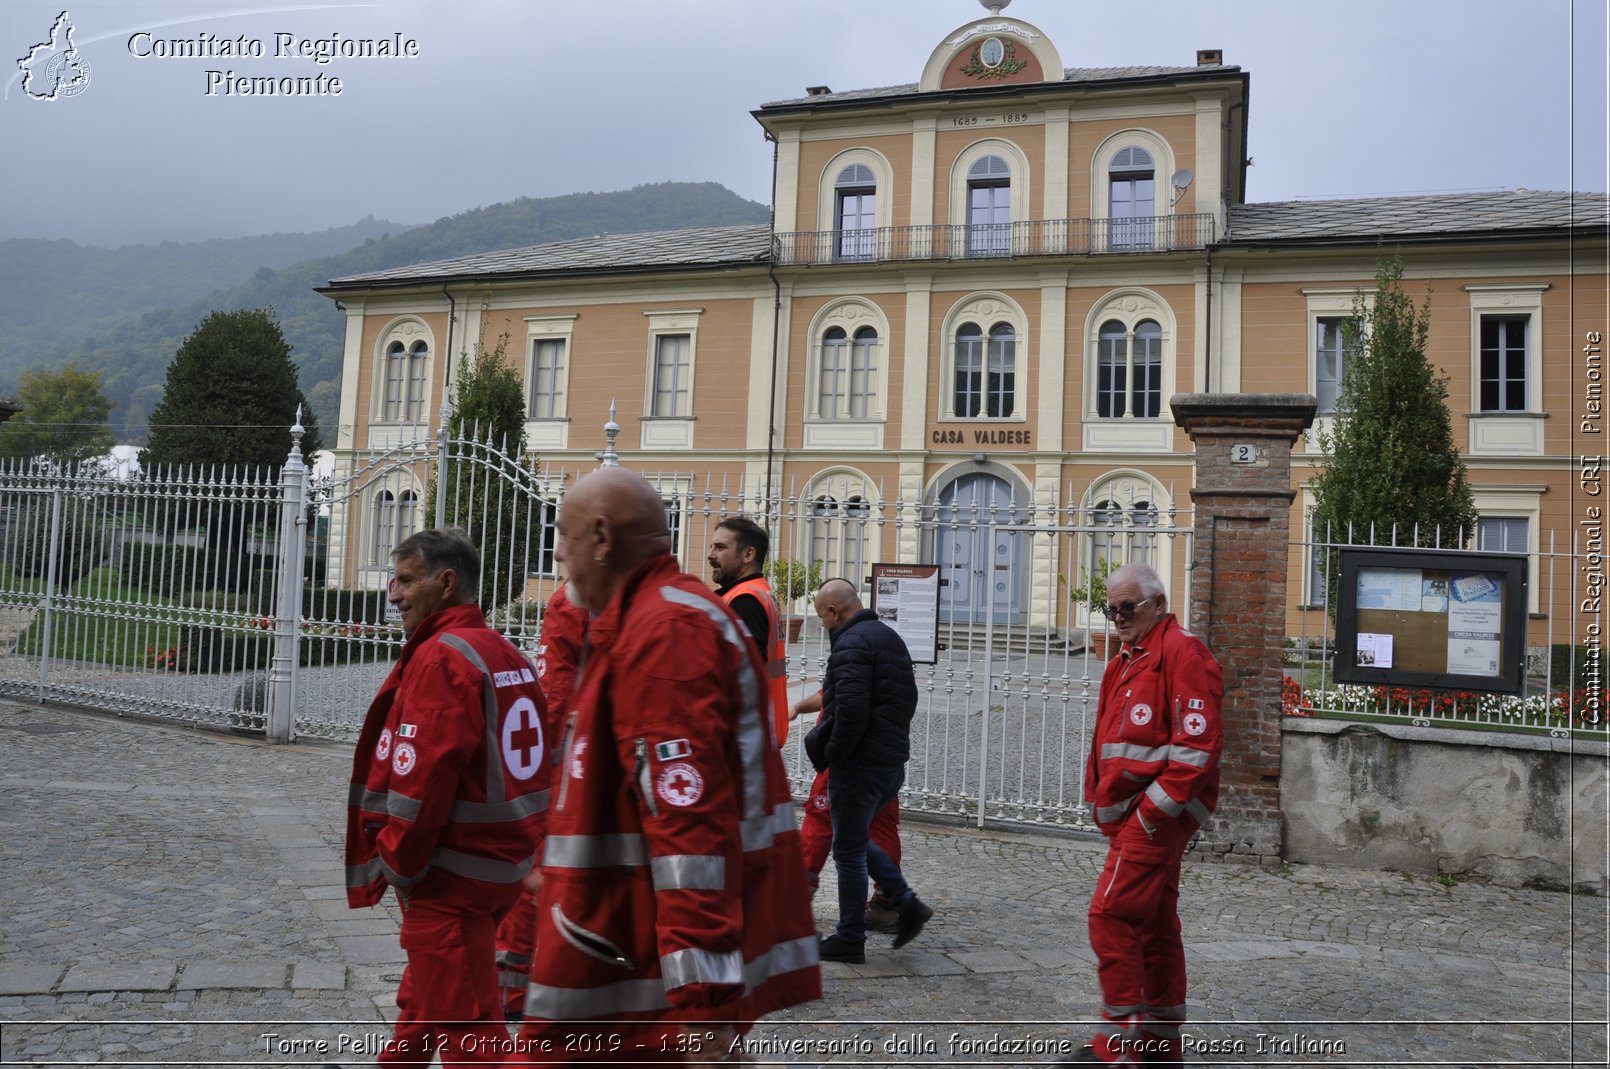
[
  {"x1": 1085, "y1": 818, "x2": 1190, "y2": 1065},
  {"x1": 382, "y1": 893, "x2": 515, "y2": 1066},
  {"x1": 493, "y1": 890, "x2": 537, "y2": 1019},
  {"x1": 799, "y1": 767, "x2": 901, "y2": 881}
]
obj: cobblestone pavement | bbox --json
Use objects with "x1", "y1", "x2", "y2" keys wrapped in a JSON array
[{"x1": 0, "y1": 697, "x2": 1605, "y2": 1068}]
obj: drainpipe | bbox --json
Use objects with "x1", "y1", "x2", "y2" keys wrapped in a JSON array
[
  {"x1": 435, "y1": 284, "x2": 458, "y2": 528},
  {"x1": 1204, "y1": 243, "x2": 1213, "y2": 393},
  {"x1": 764, "y1": 130, "x2": 782, "y2": 510}
]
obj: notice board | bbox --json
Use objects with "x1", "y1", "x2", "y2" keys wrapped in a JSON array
[
  {"x1": 1334, "y1": 548, "x2": 1528, "y2": 694},
  {"x1": 868, "y1": 562, "x2": 941, "y2": 664}
]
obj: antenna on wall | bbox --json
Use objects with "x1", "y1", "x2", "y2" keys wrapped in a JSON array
[{"x1": 1170, "y1": 169, "x2": 1194, "y2": 206}]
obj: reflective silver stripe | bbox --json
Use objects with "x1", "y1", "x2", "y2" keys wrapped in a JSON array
[
  {"x1": 525, "y1": 934, "x2": 818, "y2": 1021},
  {"x1": 1103, "y1": 1002, "x2": 1145, "y2": 1017},
  {"x1": 525, "y1": 976, "x2": 669, "y2": 1019},
  {"x1": 1165, "y1": 745, "x2": 1211, "y2": 768},
  {"x1": 1185, "y1": 798, "x2": 1212, "y2": 824},
  {"x1": 651, "y1": 854, "x2": 727, "y2": 891},
  {"x1": 1096, "y1": 793, "x2": 1139, "y2": 824},
  {"x1": 449, "y1": 790, "x2": 550, "y2": 823},
  {"x1": 1145, "y1": 1001, "x2": 1188, "y2": 1021},
  {"x1": 660, "y1": 947, "x2": 743, "y2": 990},
  {"x1": 739, "y1": 802, "x2": 797, "y2": 852},
  {"x1": 349, "y1": 783, "x2": 424, "y2": 822},
  {"x1": 379, "y1": 855, "x2": 426, "y2": 888},
  {"x1": 345, "y1": 858, "x2": 386, "y2": 888},
  {"x1": 437, "y1": 632, "x2": 507, "y2": 806},
  {"x1": 1101, "y1": 742, "x2": 1167, "y2": 763},
  {"x1": 1145, "y1": 780, "x2": 1184, "y2": 817},
  {"x1": 544, "y1": 833, "x2": 649, "y2": 869},
  {"x1": 433, "y1": 847, "x2": 534, "y2": 884},
  {"x1": 658, "y1": 587, "x2": 769, "y2": 819}
]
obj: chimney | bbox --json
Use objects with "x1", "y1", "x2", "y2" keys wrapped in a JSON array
[
  {"x1": 1196, "y1": 49, "x2": 1222, "y2": 66},
  {"x1": 806, "y1": 85, "x2": 833, "y2": 97}
]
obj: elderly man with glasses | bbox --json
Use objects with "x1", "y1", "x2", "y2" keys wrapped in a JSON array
[{"x1": 1068, "y1": 563, "x2": 1223, "y2": 1068}]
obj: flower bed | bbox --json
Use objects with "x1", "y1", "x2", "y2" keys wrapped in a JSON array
[{"x1": 1281, "y1": 676, "x2": 1604, "y2": 733}]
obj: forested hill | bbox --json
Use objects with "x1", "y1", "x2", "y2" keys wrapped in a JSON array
[
  {"x1": 0, "y1": 217, "x2": 415, "y2": 363},
  {"x1": 16, "y1": 182, "x2": 770, "y2": 443}
]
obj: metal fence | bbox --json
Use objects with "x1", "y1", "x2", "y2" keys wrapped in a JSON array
[
  {"x1": 1288, "y1": 523, "x2": 1607, "y2": 737},
  {"x1": 0, "y1": 426, "x2": 1206, "y2": 829}
]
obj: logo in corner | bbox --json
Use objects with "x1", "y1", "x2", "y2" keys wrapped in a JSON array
[{"x1": 17, "y1": 11, "x2": 91, "y2": 101}]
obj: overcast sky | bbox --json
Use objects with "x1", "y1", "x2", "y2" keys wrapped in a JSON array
[{"x1": 3, "y1": 0, "x2": 1605, "y2": 248}]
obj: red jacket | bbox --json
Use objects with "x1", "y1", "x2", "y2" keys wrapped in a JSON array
[
  {"x1": 536, "y1": 581, "x2": 588, "y2": 727},
  {"x1": 346, "y1": 601, "x2": 551, "y2": 909},
  {"x1": 521, "y1": 554, "x2": 820, "y2": 1048},
  {"x1": 1085, "y1": 613, "x2": 1224, "y2": 837}
]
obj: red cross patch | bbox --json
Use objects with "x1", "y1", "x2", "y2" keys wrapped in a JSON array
[
  {"x1": 1183, "y1": 711, "x2": 1208, "y2": 736},
  {"x1": 1129, "y1": 702, "x2": 1153, "y2": 727},
  {"x1": 655, "y1": 762, "x2": 704, "y2": 808},
  {"x1": 392, "y1": 741, "x2": 417, "y2": 777},
  {"x1": 375, "y1": 728, "x2": 392, "y2": 762}
]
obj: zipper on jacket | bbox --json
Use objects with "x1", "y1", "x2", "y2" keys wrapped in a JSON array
[
  {"x1": 550, "y1": 903, "x2": 635, "y2": 970},
  {"x1": 556, "y1": 710, "x2": 579, "y2": 811},
  {"x1": 633, "y1": 737, "x2": 659, "y2": 819}
]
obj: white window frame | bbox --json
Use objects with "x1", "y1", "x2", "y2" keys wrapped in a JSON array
[
  {"x1": 816, "y1": 149, "x2": 893, "y2": 259},
  {"x1": 1301, "y1": 288, "x2": 1373, "y2": 454},
  {"x1": 1081, "y1": 471, "x2": 1172, "y2": 623},
  {"x1": 1082, "y1": 289, "x2": 1175, "y2": 451},
  {"x1": 373, "y1": 318, "x2": 434, "y2": 428},
  {"x1": 641, "y1": 309, "x2": 702, "y2": 450},
  {"x1": 805, "y1": 300, "x2": 890, "y2": 448},
  {"x1": 524, "y1": 314, "x2": 576, "y2": 450},
  {"x1": 1467, "y1": 284, "x2": 1548, "y2": 457},
  {"x1": 1471, "y1": 485, "x2": 1544, "y2": 614},
  {"x1": 938, "y1": 293, "x2": 1028, "y2": 423},
  {"x1": 948, "y1": 138, "x2": 1031, "y2": 234},
  {"x1": 804, "y1": 469, "x2": 878, "y2": 594},
  {"x1": 1090, "y1": 130, "x2": 1177, "y2": 226}
]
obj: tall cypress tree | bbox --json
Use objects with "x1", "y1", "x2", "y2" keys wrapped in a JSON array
[
  {"x1": 1310, "y1": 257, "x2": 1475, "y2": 611},
  {"x1": 142, "y1": 308, "x2": 321, "y2": 471}
]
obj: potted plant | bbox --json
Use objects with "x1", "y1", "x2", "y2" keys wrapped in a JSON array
[
  {"x1": 765, "y1": 557, "x2": 824, "y2": 641},
  {"x1": 1060, "y1": 557, "x2": 1119, "y2": 657}
]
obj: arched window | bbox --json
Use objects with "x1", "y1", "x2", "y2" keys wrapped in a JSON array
[
  {"x1": 817, "y1": 325, "x2": 880, "y2": 420},
  {"x1": 808, "y1": 490, "x2": 872, "y2": 587},
  {"x1": 1109, "y1": 146, "x2": 1155, "y2": 249},
  {"x1": 1088, "y1": 498, "x2": 1160, "y2": 580},
  {"x1": 382, "y1": 342, "x2": 407, "y2": 423},
  {"x1": 835, "y1": 163, "x2": 877, "y2": 261},
  {"x1": 1096, "y1": 319, "x2": 1162, "y2": 418},
  {"x1": 376, "y1": 320, "x2": 434, "y2": 427},
  {"x1": 967, "y1": 154, "x2": 1012, "y2": 256},
  {"x1": 405, "y1": 341, "x2": 429, "y2": 422},
  {"x1": 848, "y1": 327, "x2": 878, "y2": 419}
]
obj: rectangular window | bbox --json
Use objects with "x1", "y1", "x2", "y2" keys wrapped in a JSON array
[
  {"x1": 848, "y1": 335, "x2": 876, "y2": 419},
  {"x1": 819, "y1": 338, "x2": 846, "y2": 417},
  {"x1": 1477, "y1": 516, "x2": 1528, "y2": 555},
  {"x1": 1131, "y1": 333, "x2": 1161, "y2": 418},
  {"x1": 1480, "y1": 315, "x2": 1529, "y2": 412},
  {"x1": 1097, "y1": 335, "x2": 1127, "y2": 418},
  {"x1": 955, "y1": 337, "x2": 983, "y2": 418},
  {"x1": 986, "y1": 333, "x2": 1015, "y2": 418},
  {"x1": 651, "y1": 334, "x2": 691, "y2": 417},
  {"x1": 663, "y1": 498, "x2": 682, "y2": 556},
  {"x1": 383, "y1": 349, "x2": 406, "y2": 423},
  {"x1": 836, "y1": 191, "x2": 876, "y2": 261},
  {"x1": 1315, "y1": 316, "x2": 1352, "y2": 414},
  {"x1": 967, "y1": 184, "x2": 1011, "y2": 256},
  {"x1": 405, "y1": 347, "x2": 428, "y2": 423},
  {"x1": 529, "y1": 338, "x2": 564, "y2": 419}
]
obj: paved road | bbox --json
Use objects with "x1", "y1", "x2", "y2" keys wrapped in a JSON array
[{"x1": 0, "y1": 697, "x2": 1605, "y2": 1068}]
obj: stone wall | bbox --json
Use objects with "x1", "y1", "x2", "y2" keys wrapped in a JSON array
[{"x1": 1281, "y1": 718, "x2": 1609, "y2": 895}]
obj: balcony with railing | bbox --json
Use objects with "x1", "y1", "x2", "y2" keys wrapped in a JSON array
[{"x1": 772, "y1": 213, "x2": 1216, "y2": 266}]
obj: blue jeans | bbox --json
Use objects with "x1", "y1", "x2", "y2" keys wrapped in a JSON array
[{"x1": 828, "y1": 763, "x2": 913, "y2": 941}]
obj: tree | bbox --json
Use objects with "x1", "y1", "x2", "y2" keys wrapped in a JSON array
[
  {"x1": 432, "y1": 333, "x2": 538, "y2": 611},
  {"x1": 0, "y1": 364, "x2": 115, "y2": 466},
  {"x1": 1309, "y1": 258, "x2": 1475, "y2": 610},
  {"x1": 142, "y1": 308, "x2": 322, "y2": 471}
]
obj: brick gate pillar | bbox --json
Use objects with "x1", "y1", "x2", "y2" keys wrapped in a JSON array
[{"x1": 1170, "y1": 393, "x2": 1316, "y2": 863}]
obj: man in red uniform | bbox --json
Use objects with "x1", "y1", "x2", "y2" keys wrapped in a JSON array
[
  {"x1": 345, "y1": 528, "x2": 552, "y2": 1067},
  {"x1": 708, "y1": 516, "x2": 790, "y2": 744},
  {"x1": 1069, "y1": 563, "x2": 1223, "y2": 1067},
  {"x1": 517, "y1": 468, "x2": 820, "y2": 1063},
  {"x1": 494, "y1": 580, "x2": 588, "y2": 1020}
]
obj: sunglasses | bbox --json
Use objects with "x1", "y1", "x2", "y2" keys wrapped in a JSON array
[{"x1": 1102, "y1": 599, "x2": 1148, "y2": 621}]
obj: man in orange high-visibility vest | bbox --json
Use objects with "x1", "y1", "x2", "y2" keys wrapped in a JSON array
[{"x1": 708, "y1": 515, "x2": 791, "y2": 744}]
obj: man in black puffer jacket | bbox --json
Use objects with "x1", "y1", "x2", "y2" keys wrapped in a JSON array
[{"x1": 804, "y1": 578, "x2": 933, "y2": 964}]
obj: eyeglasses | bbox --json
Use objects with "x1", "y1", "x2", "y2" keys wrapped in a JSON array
[{"x1": 1102, "y1": 599, "x2": 1146, "y2": 621}]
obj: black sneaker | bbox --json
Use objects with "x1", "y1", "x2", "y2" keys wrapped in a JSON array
[
  {"x1": 865, "y1": 896, "x2": 900, "y2": 934},
  {"x1": 891, "y1": 896, "x2": 933, "y2": 949},
  {"x1": 818, "y1": 933, "x2": 866, "y2": 964}
]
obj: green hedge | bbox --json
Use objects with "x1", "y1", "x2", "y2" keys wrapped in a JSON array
[{"x1": 1550, "y1": 644, "x2": 1606, "y2": 692}]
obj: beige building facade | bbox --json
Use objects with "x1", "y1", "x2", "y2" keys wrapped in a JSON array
[{"x1": 320, "y1": 11, "x2": 1607, "y2": 646}]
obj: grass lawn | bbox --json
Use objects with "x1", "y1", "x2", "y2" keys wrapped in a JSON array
[{"x1": 13, "y1": 568, "x2": 188, "y2": 667}]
